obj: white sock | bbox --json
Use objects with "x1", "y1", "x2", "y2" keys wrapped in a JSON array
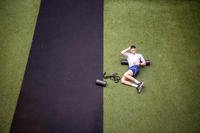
[
  {"x1": 134, "y1": 79, "x2": 140, "y2": 84},
  {"x1": 131, "y1": 83, "x2": 138, "y2": 88}
]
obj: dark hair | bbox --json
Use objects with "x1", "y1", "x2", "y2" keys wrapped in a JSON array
[{"x1": 130, "y1": 45, "x2": 136, "y2": 49}]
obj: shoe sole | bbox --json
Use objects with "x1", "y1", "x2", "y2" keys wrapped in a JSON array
[{"x1": 138, "y1": 82, "x2": 144, "y2": 94}]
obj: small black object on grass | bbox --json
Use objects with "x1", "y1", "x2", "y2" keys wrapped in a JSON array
[{"x1": 103, "y1": 72, "x2": 121, "y2": 83}]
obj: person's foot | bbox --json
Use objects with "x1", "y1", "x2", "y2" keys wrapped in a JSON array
[{"x1": 136, "y1": 82, "x2": 144, "y2": 94}]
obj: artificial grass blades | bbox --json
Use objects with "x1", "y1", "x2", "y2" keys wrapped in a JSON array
[{"x1": 104, "y1": 0, "x2": 200, "y2": 132}]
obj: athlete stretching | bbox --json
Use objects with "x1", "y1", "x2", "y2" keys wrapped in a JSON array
[{"x1": 121, "y1": 45, "x2": 146, "y2": 93}]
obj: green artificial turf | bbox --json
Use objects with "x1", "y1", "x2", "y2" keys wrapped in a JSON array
[
  {"x1": 0, "y1": 0, "x2": 40, "y2": 132},
  {"x1": 104, "y1": 0, "x2": 200, "y2": 132}
]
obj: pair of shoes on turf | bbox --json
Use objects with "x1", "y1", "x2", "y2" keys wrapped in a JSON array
[{"x1": 136, "y1": 82, "x2": 144, "y2": 94}]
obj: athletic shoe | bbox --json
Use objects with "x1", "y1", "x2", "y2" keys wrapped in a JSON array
[{"x1": 136, "y1": 82, "x2": 144, "y2": 94}]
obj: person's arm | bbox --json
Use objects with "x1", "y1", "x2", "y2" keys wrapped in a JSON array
[
  {"x1": 139, "y1": 54, "x2": 146, "y2": 66},
  {"x1": 121, "y1": 47, "x2": 130, "y2": 56}
]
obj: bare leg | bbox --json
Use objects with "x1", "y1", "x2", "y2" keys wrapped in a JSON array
[
  {"x1": 123, "y1": 70, "x2": 138, "y2": 83},
  {"x1": 121, "y1": 76, "x2": 138, "y2": 88},
  {"x1": 121, "y1": 70, "x2": 144, "y2": 93},
  {"x1": 121, "y1": 76, "x2": 133, "y2": 86}
]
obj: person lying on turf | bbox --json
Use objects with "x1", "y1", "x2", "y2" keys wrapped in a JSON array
[{"x1": 121, "y1": 45, "x2": 146, "y2": 93}]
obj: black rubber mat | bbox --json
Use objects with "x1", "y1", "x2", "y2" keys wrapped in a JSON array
[{"x1": 11, "y1": 0, "x2": 103, "y2": 132}]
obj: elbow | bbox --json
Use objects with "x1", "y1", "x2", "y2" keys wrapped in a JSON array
[{"x1": 140, "y1": 61, "x2": 146, "y2": 66}]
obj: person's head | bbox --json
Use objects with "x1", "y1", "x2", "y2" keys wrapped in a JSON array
[{"x1": 130, "y1": 45, "x2": 136, "y2": 54}]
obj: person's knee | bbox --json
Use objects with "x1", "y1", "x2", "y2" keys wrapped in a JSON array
[
  {"x1": 121, "y1": 77, "x2": 126, "y2": 84},
  {"x1": 124, "y1": 73, "x2": 131, "y2": 78},
  {"x1": 124, "y1": 70, "x2": 133, "y2": 77}
]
